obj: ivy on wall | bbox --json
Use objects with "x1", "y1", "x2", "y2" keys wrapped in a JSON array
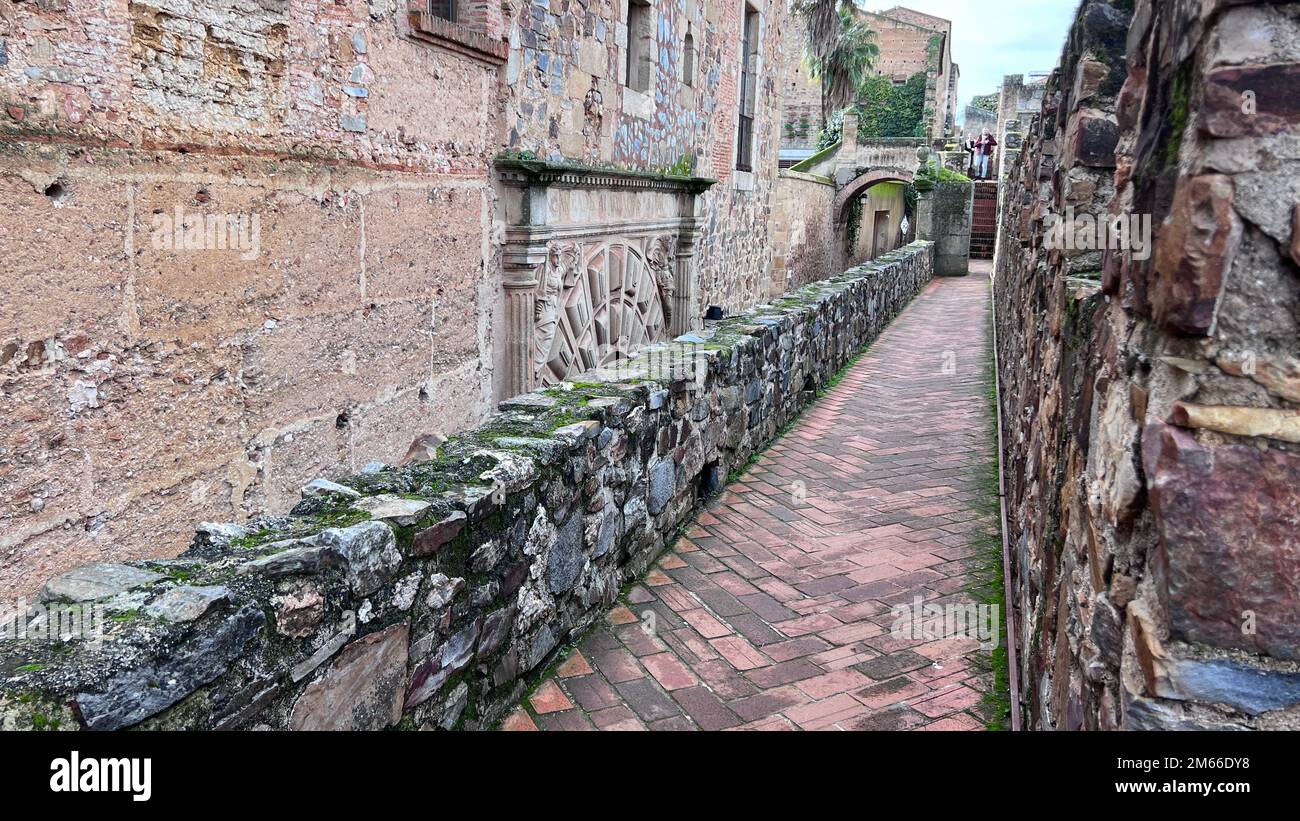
[
  {"x1": 846, "y1": 195, "x2": 863, "y2": 250},
  {"x1": 815, "y1": 72, "x2": 927, "y2": 149}
]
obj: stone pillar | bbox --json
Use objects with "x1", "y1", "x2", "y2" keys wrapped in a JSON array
[
  {"x1": 916, "y1": 180, "x2": 973, "y2": 277},
  {"x1": 834, "y1": 111, "x2": 860, "y2": 187},
  {"x1": 671, "y1": 192, "x2": 702, "y2": 335},
  {"x1": 841, "y1": 111, "x2": 858, "y2": 154},
  {"x1": 500, "y1": 180, "x2": 551, "y2": 398},
  {"x1": 501, "y1": 246, "x2": 546, "y2": 398}
]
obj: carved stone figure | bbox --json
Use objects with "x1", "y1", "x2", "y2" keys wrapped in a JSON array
[
  {"x1": 645, "y1": 233, "x2": 676, "y2": 328},
  {"x1": 533, "y1": 243, "x2": 578, "y2": 378}
]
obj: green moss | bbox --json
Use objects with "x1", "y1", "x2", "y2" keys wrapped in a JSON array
[
  {"x1": 228, "y1": 527, "x2": 284, "y2": 552},
  {"x1": 31, "y1": 712, "x2": 60, "y2": 731},
  {"x1": 1164, "y1": 63, "x2": 1192, "y2": 170},
  {"x1": 314, "y1": 507, "x2": 370, "y2": 530},
  {"x1": 975, "y1": 288, "x2": 1014, "y2": 731}
]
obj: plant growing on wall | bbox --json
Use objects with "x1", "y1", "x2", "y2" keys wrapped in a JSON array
[
  {"x1": 814, "y1": 72, "x2": 927, "y2": 148},
  {"x1": 845, "y1": 194, "x2": 863, "y2": 251},
  {"x1": 797, "y1": 0, "x2": 879, "y2": 122},
  {"x1": 857, "y1": 73, "x2": 927, "y2": 139}
]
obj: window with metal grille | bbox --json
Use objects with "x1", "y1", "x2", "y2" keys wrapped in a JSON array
[
  {"x1": 736, "y1": 5, "x2": 759, "y2": 171},
  {"x1": 430, "y1": 0, "x2": 454, "y2": 21}
]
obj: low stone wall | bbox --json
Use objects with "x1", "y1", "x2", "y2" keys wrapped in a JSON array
[
  {"x1": 769, "y1": 170, "x2": 839, "y2": 298},
  {"x1": 995, "y1": 0, "x2": 1300, "y2": 730},
  {"x1": 0, "y1": 243, "x2": 934, "y2": 731}
]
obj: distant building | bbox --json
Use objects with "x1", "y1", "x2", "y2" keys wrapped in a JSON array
[
  {"x1": 860, "y1": 6, "x2": 956, "y2": 140},
  {"x1": 778, "y1": 4, "x2": 957, "y2": 165}
]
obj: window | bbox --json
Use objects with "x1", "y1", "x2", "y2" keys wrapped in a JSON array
[
  {"x1": 736, "y1": 4, "x2": 760, "y2": 171},
  {"x1": 430, "y1": 0, "x2": 454, "y2": 21},
  {"x1": 626, "y1": 0, "x2": 652, "y2": 93},
  {"x1": 683, "y1": 27, "x2": 695, "y2": 87}
]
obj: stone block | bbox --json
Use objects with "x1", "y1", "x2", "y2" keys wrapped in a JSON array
[
  {"x1": 290, "y1": 623, "x2": 410, "y2": 730},
  {"x1": 1143, "y1": 421, "x2": 1300, "y2": 660},
  {"x1": 1201, "y1": 62, "x2": 1300, "y2": 138},
  {"x1": 1063, "y1": 108, "x2": 1118, "y2": 167},
  {"x1": 1150, "y1": 174, "x2": 1241, "y2": 334}
]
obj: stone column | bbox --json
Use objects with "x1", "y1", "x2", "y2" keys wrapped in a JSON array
[
  {"x1": 671, "y1": 192, "x2": 703, "y2": 335},
  {"x1": 501, "y1": 255, "x2": 544, "y2": 398},
  {"x1": 834, "y1": 111, "x2": 860, "y2": 187},
  {"x1": 841, "y1": 111, "x2": 858, "y2": 155},
  {"x1": 500, "y1": 181, "x2": 551, "y2": 398}
]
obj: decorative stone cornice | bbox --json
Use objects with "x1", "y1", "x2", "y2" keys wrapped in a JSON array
[{"x1": 495, "y1": 157, "x2": 717, "y2": 195}]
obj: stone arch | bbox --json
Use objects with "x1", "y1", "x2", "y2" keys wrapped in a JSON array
[{"x1": 833, "y1": 169, "x2": 913, "y2": 223}]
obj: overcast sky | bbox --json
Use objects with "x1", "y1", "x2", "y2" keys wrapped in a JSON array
[{"x1": 857, "y1": 0, "x2": 1080, "y2": 121}]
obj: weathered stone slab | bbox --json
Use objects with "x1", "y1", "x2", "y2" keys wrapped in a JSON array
[
  {"x1": 74, "y1": 604, "x2": 265, "y2": 730},
  {"x1": 144, "y1": 585, "x2": 230, "y2": 622},
  {"x1": 353, "y1": 494, "x2": 431, "y2": 526},
  {"x1": 301, "y1": 478, "x2": 361, "y2": 499},
  {"x1": 1143, "y1": 421, "x2": 1300, "y2": 660},
  {"x1": 647, "y1": 457, "x2": 675, "y2": 514},
  {"x1": 290, "y1": 623, "x2": 410, "y2": 731},
  {"x1": 411, "y1": 511, "x2": 467, "y2": 557},
  {"x1": 312, "y1": 521, "x2": 403, "y2": 596},
  {"x1": 40, "y1": 563, "x2": 164, "y2": 603},
  {"x1": 1201, "y1": 63, "x2": 1300, "y2": 138},
  {"x1": 547, "y1": 512, "x2": 585, "y2": 594},
  {"x1": 1150, "y1": 174, "x2": 1241, "y2": 335},
  {"x1": 405, "y1": 620, "x2": 481, "y2": 708}
]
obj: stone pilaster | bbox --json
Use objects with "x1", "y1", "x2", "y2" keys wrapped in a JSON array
[{"x1": 501, "y1": 238, "x2": 548, "y2": 398}]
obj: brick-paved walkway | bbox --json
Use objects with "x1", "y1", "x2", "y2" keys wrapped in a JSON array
[{"x1": 502, "y1": 270, "x2": 996, "y2": 731}]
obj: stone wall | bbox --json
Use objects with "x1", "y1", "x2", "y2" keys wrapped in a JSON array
[
  {"x1": 768, "y1": 169, "x2": 837, "y2": 297},
  {"x1": 918, "y1": 179, "x2": 972, "y2": 276},
  {"x1": 0, "y1": 242, "x2": 934, "y2": 731},
  {"x1": 994, "y1": 0, "x2": 1300, "y2": 730},
  {"x1": 0, "y1": 0, "x2": 504, "y2": 602},
  {"x1": 963, "y1": 103, "x2": 997, "y2": 140},
  {"x1": 995, "y1": 73, "x2": 1048, "y2": 180},
  {"x1": 778, "y1": 22, "x2": 821, "y2": 151},
  {"x1": 502, "y1": 0, "x2": 788, "y2": 316},
  {"x1": 1, "y1": 0, "x2": 796, "y2": 604}
]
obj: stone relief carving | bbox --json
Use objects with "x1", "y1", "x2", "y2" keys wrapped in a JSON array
[
  {"x1": 533, "y1": 243, "x2": 579, "y2": 379},
  {"x1": 645, "y1": 232, "x2": 677, "y2": 330},
  {"x1": 533, "y1": 234, "x2": 675, "y2": 386}
]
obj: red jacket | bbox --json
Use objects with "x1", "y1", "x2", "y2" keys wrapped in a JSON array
[{"x1": 976, "y1": 135, "x2": 998, "y2": 155}]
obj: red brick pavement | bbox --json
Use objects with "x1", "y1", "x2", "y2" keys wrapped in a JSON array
[{"x1": 503, "y1": 270, "x2": 996, "y2": 731}]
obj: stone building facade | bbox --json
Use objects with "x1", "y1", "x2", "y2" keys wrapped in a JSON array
[
  {"x1": 993, "y1": 71, "x2": 1048, "y2": 179},
  {"x1": 0, "y1": 0, "x2": 789, "y2": 601},
  {"x1": 861, "y1": 6, "x2": 954, "y2": 139},
  {"x1": 777, "y1": 14, "x2": 822, "y2": 154},
  {"x1": 778, "y1": 4, "x2": 956, "y2": 160},
  {"x1": 996, "y1": 0, "x2": 1300, "y2": 729},
  {"x1": 495, "y1": 0, "x2": 789, "y2": 395}
]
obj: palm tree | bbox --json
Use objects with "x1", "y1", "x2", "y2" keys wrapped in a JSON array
[{"x1": 797, "y1": 1, "x2": 879, "y2": 123}]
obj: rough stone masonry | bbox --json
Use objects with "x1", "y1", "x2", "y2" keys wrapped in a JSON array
[
  {"x1": 0, "y1": 244, "x2": 932, "y2": 731},
  {"x1": 0, "y1": 0, "x2": 793, "y2": 604},
  {"x1": 995, "y1": 0, "x2": 1300, "y2": 729}
]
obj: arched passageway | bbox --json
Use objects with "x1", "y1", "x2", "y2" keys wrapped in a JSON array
[{"x1": 834, "y1": 170, "x2": 914, "y2": 265}]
